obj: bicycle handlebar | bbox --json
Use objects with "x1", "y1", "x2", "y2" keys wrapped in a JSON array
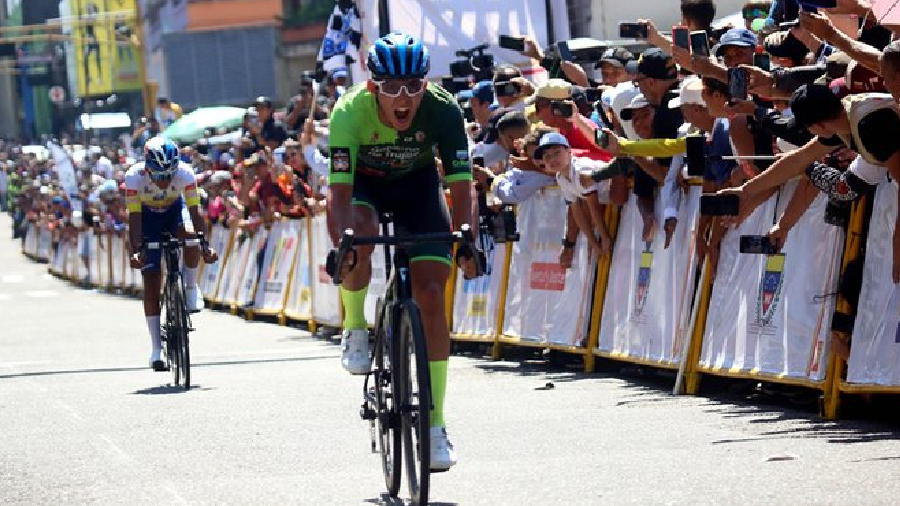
[{"x1": 330, "y1": 224, "x2": 477, "y2": 285}]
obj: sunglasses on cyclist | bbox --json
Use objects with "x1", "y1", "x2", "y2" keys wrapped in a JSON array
[
  {"x1": 374, "y1": 78, "x2": 426, "y2": 98},
  {"x1": 149, "y1": 173, "x2": 173, "y2": 181}
]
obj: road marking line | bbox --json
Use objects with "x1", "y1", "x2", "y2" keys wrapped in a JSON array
[
  {"x1": 24, "y1": 290, "x2": 58, "y2": 298},
  {"x1": 55, "y1": 400, "x2": 84, "y2": 421},
  {"x1": 165, "y1": 486, "x2": 190, "y2": 505},
  {"x1": 2, "y1": 274, "x2": 24, "y2": 283},
  {"x1": 98, "y1": 434, "x2": 132, "y2": 461}
]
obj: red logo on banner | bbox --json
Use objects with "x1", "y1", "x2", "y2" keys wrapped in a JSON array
[{"x1": 529, "y1": 262, "x2": 566, "y2": 291}]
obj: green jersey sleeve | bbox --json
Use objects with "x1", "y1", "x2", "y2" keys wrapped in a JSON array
[
  {"x1": 327, "y1": 92, "x2": 360, "y2": 185},
  {"x1": 431, "y1": 87, "x2": 472, "y2": 183}
]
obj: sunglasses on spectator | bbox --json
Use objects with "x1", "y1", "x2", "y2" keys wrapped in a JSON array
[{"x1": 374, "y1": 78, "x2": 426, "y2": 97}]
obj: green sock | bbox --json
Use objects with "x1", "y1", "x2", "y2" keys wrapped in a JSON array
[
  {"x1": 429, "y1": 360, "x2": 448, "y2": 428},
  {"x1": 340, "y1": 285, "x2": 368, "y2": 329}
]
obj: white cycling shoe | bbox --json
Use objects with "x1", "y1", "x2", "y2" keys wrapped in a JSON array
[
  {"x1": 340, "y1": 329, "x2": 371, "y2": 375},
  {"x1": 429, "y1": 426, "x2": 458, "y2": 471},
  {"x1": 149, "y1": 348, "x2": 165, "y2": 372},
  {"x1": 185, "y1": 284, "x2": 204, "y2": 313}
]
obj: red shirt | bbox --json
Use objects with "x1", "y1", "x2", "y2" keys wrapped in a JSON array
[{"x1": 558, "y1": 121, "x2": 612, "y2": 162}]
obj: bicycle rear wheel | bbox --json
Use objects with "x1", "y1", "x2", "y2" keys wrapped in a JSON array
[
  {"x1": 373, "y1": 304, "x2": 401, "y2": 496},
  {"x1": 397, "y1": 302, "x2": 430, "y2": 506}
]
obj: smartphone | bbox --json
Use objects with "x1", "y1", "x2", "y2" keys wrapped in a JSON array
[
  {"x1": 619, "y1": 22, "x2": 649, "y2": 39},
  {"x1": 550, "y1": 100, "x2": 574, "y2": 118},
  {"x1": 753, "y1": 51, "x2": 771, "y2": 72},
  {"x1": 499, "y1": 34, "x2": 526, "y2": 52},
  {"x1": 595, "y1": 129, "x2": 610, "y2": 150},
  {"x1": 690, "y1": 31, "x2": 709, "y2": 57},
  {"x1": 673, "y1": 26, "x2": 691, "y2": 50},
  {"x1": 685, "y1": 135, "x2": 707, "y2": 177},
  {"x1": 728, "y1": 67, "x2": 749, "y2": 101},
  {"x1": 739, "y1": 235, "x2": 780, "y2": 254},
  {"x1": 699, "y1": 194, "x2": 740, "y2": 216}
]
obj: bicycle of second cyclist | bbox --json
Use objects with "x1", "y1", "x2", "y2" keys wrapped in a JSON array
[
  {"x1": 330, "y1": 215, "x2": 478, "y2": 506},
  {"x1": 146, "y1": 232, "x2": 202, "y2": 390}
]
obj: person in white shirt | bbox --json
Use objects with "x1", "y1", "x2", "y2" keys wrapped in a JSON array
[
  {"x1": 532, "y1": 132, "x2": 612, "y2": 255},
  {"x1": 92, "y1": 148, "x2": 115, "y2": 179}
]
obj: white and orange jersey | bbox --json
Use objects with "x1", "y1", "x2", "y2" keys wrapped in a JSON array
[{"x1": 124, "y1": 161, "x2": 200, "y2": 213}]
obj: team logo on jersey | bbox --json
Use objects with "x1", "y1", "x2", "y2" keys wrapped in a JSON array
[
  {"x1": 634, "y1": 249, "x2": 653, "y2": 317},
  {"x1": 757, "y1": 254, "x2": 785, "y2": 326},
  {"x1": 415, "y1": 131, "x2": 425, "y2": 142},
  {"x1": 331, "y1": 147, "x2": 351, "y2": 173}
]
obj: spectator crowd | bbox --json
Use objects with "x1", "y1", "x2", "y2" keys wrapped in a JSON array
[{"x1": 5, "y1": 0, "x2": 900, "y2": 362}]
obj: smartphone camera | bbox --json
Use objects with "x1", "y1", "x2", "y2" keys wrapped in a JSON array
[{"x1": 499, "y1": 35, "x2": 526, "y2": 52}]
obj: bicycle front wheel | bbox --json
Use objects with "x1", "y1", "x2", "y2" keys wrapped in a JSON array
[
  {"x1": 175, "y1": 281, "x2": 191, "y2": 390},
  {"x1": 397, "y1": 302, "x2": 430, "y2": 506},
  {"x1": 373, "y1": 306, "x2": 401, "y2": 497}
]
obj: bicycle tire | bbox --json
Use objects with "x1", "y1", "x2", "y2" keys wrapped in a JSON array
[
  {"x1": 168, "y1": 278, "x2": 183, "y2": 387},
  {"x1": 179, "y1": 280, "x2": 191, "y2": 390},
  {"x1": 373, "y1": 299, "x2": 400, "y2": 496},
  {"x1": 397, "y1": 301, "x2": 430, "y2": 506}
]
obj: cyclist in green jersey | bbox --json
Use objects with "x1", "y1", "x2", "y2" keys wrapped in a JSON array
[{"x1": 327, "y1": 32, "x2": 479, "y2": 472}]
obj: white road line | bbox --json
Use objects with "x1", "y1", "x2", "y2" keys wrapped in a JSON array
[
  {"x1": 55, "y1": 400, "x2": 85, "y2": 421},
  {"x1": 97, "y1": 434, "x2": 132, "y2": 462},
  {"x1": 24, "y1": 290, "x2": 58, "y2": 298},
  {"x1": 165, "y1": 486, "x2": 190, "y2": 506},
  {"x1": 2, "y1": 274, "x2": 24, "y2": 283}
]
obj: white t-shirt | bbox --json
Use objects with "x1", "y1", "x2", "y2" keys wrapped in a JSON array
[
  {"x1": 0, "y1": 169, "x2": 7, "y2": 191},
  {"x1": 556, "y1": 156, "x2": 610, "y2": 204},
  {"x1": 95, "y1": 156, "x2": 114, "y2": 179}
]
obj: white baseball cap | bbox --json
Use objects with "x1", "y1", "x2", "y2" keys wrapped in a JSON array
[{"x1": 669, "y1": 76, "x2": 706, "y2": 108}]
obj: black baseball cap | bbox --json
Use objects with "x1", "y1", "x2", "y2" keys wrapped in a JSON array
[
  {"x1": 254, "y1": 96, "x2": 273, "y2": 107},
  {"x1": 787, "y1": 84, "x2": 843, "y2": 131},
  {"x1": 483, "y1": 107, "x2": 514, "y2": 144},
  {"x1": 625, "y1": 48, "x2": 678, "y2": 80},
  {"x1": 595, "y1": 47, "x2": 634, "y2": 69}
]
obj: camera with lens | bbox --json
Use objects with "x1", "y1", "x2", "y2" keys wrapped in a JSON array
[
  {"x1": 450, "y1": 44, "x2": 495, "y2": 82},
  {"x1": 472, "y1": 156, "x2": 520, "y2": 244}
]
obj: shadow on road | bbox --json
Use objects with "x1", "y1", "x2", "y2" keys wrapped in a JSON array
[
  {"x1": 365, "y1": 494, "x2": 457, "y2": 506},
  {"x1": 0, "y1": 354, "x2": 337, "y2": 381},
  {"x1": 131, "y1": 384, "x2": 215, "y2": 395}
]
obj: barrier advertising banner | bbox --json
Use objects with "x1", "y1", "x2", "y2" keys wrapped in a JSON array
[
  {"x1": 236, "y1": 229, "x2": 269, "y2": 307},
  {"x1": 597, "y1": 186, "x2": 702, "y2": 365},
  {"x1": 37, "y1": 226, "x2": 52, "y2": 261},
  {"x1": 218, "y1": 233, "x2": 251, "y2": 305},
  {"x1": 111, "y1": 234, "x2": 126, "y2": 287},
  {"x1": 502, "y1": 189, "x2": 594, "y2": 347},
  {"x1": 254, "y1": 221, "x2": 301, "y2": 312},
  {"x1": 285, "y1": 219, "x2": 313, "y2": 320},
  {"x1": 310, "y1": 215, "x2": 341, "y2": 327},
  {"x1": 201, "y1": 225, "x2": 230, "y2": 297},
  {"x1": 452, "y1": 238, "x2": 507, "y2": 337},
  {"x1": 699, "y1": 184, "x2": 843, "y2": 382},
  {"x1": 847, "y1": 181, "x2": 900, "y2": 386}
]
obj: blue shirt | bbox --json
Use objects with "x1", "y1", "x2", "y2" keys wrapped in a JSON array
[{"x1": 704, "y1": 118, "x2": 737, "y2": 185}]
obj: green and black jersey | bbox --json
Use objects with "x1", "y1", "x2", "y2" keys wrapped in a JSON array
[{"x1": 327, "y1": 82, "x2": 472, "y2": 185}]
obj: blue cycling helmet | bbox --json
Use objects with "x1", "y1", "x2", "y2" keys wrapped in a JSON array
[
  {"x1": 144, "y1": 136, "x2": 179, "y2": 178},
  {"x1": 367, "y1": 32, "x2": 430, "y2": 79}
]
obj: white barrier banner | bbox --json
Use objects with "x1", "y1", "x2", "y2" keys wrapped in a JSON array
[
  {"x1": 311, "y1": 214, "x2": 341, "y2": 327},
  {"x1": 89, "y1": 233, "x2": 101, "y2": 287},
  {"x1": 24, "y1": 224, "x2": 38, "y2": 256},
  {"x1": 847, "y1": 181, "x2": 900, "y2": 385},
  {"x1": 111, "y1": 234, "x2": 126, "y2": 288},
  {"x1": 452, "y1": 238, "x2": 507, "y2": 337},
  {"x1": 37, "y1": 227, "x2": 52, "y2": 261},
  {"x1": 218, "y1": 233, "x2": 251, "y2": 305},
  {"x1": 502, "y1": 189, "x2": 594, "y2": 347},
  {"x1": 255, "y1": 221, "x2": 301, "y2": 312},
  {"x1": 201, "y1": 225, "x2": 229, "y2": 296},
  {"x1": 236, "y1": 229, "x2": 269, "y2": 306},
  {"x1": 286, "y1": 219, "x2": 313, "y2": 319},
  {"x1": 98, "y1": 233, "x2": 112, "y2": 288},
  {"x1": 700, "y1": 184, "x2": 842, "y2": 381},
  {"x1": 597, "y1": 187, "x2": 702, "y2": 364},
  {"x1": 52, "y1": 239, "x2": 67, "y2": 275},
  {"x1": 364, "y1": 235, "x2": 390, "y2": 326}
]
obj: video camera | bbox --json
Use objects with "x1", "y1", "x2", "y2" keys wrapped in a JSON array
[{"x1": 450, "y1": 44, "x2": 495, "y2": 82}]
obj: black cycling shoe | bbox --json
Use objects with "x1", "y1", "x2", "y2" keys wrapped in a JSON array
[{"x1": 150, "y1": 360, "x2": 167, "y2": 372}]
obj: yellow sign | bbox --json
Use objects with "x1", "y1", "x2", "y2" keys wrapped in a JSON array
[{"x1": 73, "y1": 0, "x2": 141, "y2": 97}]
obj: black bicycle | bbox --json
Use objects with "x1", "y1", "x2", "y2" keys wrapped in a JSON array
[
  {"x1": 330, "y1": 216, "x2": 480, "y2": 506},
  {"x1": 146, "y1": 232, "x2": 202, "y2": 390}
]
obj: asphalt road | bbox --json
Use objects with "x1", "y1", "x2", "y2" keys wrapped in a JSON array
[{"x1": 2, "y1": 213, "x2": 900, "y2": 506}]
